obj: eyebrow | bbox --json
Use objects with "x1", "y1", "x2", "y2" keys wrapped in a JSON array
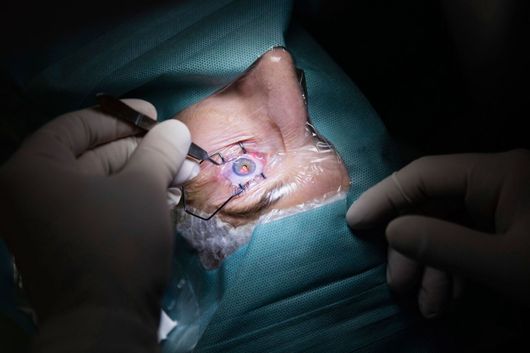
[{"x1": 219, "y1": 181, "x2": 285, "y2": 219}]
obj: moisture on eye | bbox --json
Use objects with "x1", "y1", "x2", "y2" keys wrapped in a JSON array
[
  {"x1": 232, "y1": 157, "x2": 256, "y2": 176},
  {"x1": 221, "y1": 152, "x2": 265, "y2": 188}
]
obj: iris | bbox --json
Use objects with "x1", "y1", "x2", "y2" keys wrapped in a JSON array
[
  {"x1": 221, "y1": 152, "x2": 265, "y2": 189},
  {"x1": 232, "y1": 157, "x2": 256, "y2": 176}
]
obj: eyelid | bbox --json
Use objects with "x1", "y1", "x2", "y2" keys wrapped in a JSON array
[
  {"x1": 220, "y1": 180, "x2": 284, "y2": 220},
  {"x1": 209, "y1": 140, "x2": 259, "y2": 166}
]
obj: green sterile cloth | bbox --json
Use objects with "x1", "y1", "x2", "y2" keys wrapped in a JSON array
[{"x1": 1, "y1": 0, "x2": 441, "y2": 352}]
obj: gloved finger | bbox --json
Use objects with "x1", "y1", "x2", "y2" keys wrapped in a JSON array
[
  {"x1": 76, "y1": 136, "x2": 142, "y2": 175},
  {"x1": 347, "y1": 154, "x2": 480, "y2": 229},
  {"x1": 121, "y1": 120, "x2": 192, "y2": 188},
  {"x1": 22, "y1": 99, "x2": 156, "y2": 159},
  {"x1": 418, "y1": 267, "x2": 451, "y2": 318},
  {"x1": 386, "y1": 215, "x2": 500, "y2": 293},
  {"x1": 167, "y1": 187, "x2": 182, "y2": 208},
  {"x1": 172, "y1": 159, "x2": 201, "y2": 186},
  {"x1": 387, "y1": 247, "x2": 422, "y2": 295}
]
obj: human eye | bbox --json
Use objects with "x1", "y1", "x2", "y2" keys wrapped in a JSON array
[
  {"x1": 222, "y1": 152, "x2": 266, "y2": 191},
  {"x1": 218, "y1": 142, "x2": 267, "y2": 193},
  {"x1": 178, "y1": 140, "x2": 273, "y2": 222}
]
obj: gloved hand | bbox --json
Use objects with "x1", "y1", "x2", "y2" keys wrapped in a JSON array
[
  {"x1": 346, "y1": 149, "x2": 530, "y2": 318},
  {"x1": 0, "y1": 100, "x2": 199, "y2": 353}
]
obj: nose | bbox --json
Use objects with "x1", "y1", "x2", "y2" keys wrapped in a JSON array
[{"x1": 246, "y1": 47, "x2": 309, "y2": 149}]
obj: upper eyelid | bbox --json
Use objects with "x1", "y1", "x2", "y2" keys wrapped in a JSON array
[{"x1": 214, "y1": 141, "x2": 255, "y2": 164}]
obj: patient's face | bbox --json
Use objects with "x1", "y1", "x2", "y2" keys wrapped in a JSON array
[{"x1": 173, "y1": 48, "x2": 349, "y2": 267}]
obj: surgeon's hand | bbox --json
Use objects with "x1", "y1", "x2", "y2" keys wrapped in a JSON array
[
  {"x1": 346, "y1": 149, "x2": 530, "y2": 318},
  {"x1": 0, "y1": 100, "x2": 198, "y2": 353}
]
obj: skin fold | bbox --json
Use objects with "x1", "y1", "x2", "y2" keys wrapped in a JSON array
[
  {"x1": 175, "y1": 48, "x2": 350, "y2": 226},
  {"x1": 172, "y1": 48, "x2": 350, "y2": 268}
]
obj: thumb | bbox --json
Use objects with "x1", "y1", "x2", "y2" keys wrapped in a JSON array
[
  {"x1": 121, "y1": 120, "x2": 191, "y2": 187},
  {"x1": 386, "y1": 215, "x2": 503, "y2": 290}
]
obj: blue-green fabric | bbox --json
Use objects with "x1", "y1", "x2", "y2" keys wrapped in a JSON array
[
  {"x1": 2, "y1": 0, "x2": 438, "y2": 351},
  {"x1": 0, "y1": 241, "x2": 35, "y2": 335}
]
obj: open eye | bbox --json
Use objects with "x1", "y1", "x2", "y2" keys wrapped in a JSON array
[
  {"x1": 221, "y1": 153, "x2": 265, "y2": 188},
  {"x1": 232, "y1": 157, "x2": 256, "y2": 176}
]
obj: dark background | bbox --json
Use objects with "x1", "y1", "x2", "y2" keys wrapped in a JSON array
[
  {"x1": 1, "y1": 1, "x2": 530, "y2": 352},
  {"x1": 293, "y1": 3, "x2": 530, "y2": 350},
  {"x1": 294, "y1": 0, "x2": 530, "y2": 159},
  {"x1": 2, "y1": 0, "x2": 529, "y2": 159}
]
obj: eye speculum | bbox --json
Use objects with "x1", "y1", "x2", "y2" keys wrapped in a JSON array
[{"x1": 232, "y1": 157, "x2": 256, "y2": 176}]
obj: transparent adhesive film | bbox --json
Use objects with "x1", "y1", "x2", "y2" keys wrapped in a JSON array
[{"x1": 171, "y1": 47, "x2": 351, "y2": 270}]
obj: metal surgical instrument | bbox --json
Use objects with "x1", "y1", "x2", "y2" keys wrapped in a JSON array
[{"x1": 95, "y1": 93, "x2": 222, "y2": 165}]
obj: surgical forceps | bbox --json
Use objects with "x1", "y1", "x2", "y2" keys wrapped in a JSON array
[{"x1": 95, "y1": 93, "x2": 222, "y2": 165}]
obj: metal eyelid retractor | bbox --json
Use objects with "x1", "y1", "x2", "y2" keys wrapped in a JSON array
[
  {"x1": 186, "y1": 143, "x2": 224, "y2": 166},
  {"x1": 96, "y1": 93, "x2": 268, "y2": 221},
  {"x1": 95, "y1": 93, "x2": 222, "y2": 165}
]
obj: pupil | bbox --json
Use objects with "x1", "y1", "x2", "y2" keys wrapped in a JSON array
[{"x1": 232, "y1": 157, "x2": 255, "y2": 176}]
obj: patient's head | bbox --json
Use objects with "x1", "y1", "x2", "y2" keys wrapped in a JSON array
[{"x1": 172, "y1": 47, "x2": 350, "y2": 268}]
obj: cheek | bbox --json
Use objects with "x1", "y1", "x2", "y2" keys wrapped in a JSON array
[
  {"x1": 300, "y1": 153, "x2": 349, "y2": 190},
  {"x1": 187, "y1": 166, "x2": 230, "y2": 207},
  {"x1": 273, "y1": 152, "x2": 350, "y2": 208}
]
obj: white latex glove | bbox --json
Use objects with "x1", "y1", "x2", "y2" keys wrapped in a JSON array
[
  {"x1": 346, "y1": 150, "x2": 530, "y2": 318},
  {"x1": 0, "y1": 99, "x2": 198, "y2": 353}
]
